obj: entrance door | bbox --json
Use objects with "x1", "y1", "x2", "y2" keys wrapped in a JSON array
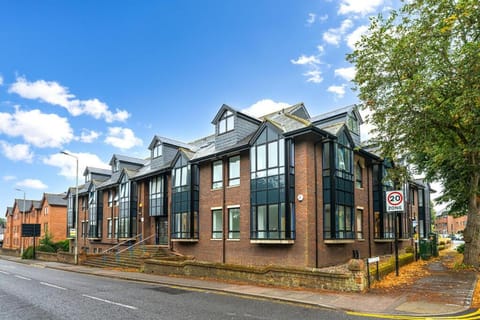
[{"x1": 155, "y1": 216, "x2": 168, "y2": 245}]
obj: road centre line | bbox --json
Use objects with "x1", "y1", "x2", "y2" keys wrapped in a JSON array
[
  {"x1": 82, "y1": 294, "x2": 138, "y2": 310},
  {"x1": 40, "y1": 282, "x2": 67, "y2": 290},
  {"x1": 14, "y1": 275, "x2": 31, "y2": 281}
]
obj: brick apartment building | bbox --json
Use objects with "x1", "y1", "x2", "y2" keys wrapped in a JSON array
[
  {"x1": 3, "y1": 193, "x2": 67, "y2": 251},
  {"x1": 65, "y1": 104, "x2": 433, "y2": 268},
  {"x1": 434, "y1": 209, "x2": 467, "y2": 236}
]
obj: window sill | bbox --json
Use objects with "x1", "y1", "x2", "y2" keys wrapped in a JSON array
[
  {"x1": 171, "y1": 238, "x2": 199, "y2": 243},
  {"x1": 227, "y1": 238, "x2": 240, "y2": 241},
  {"x1": 324, "y1": 239, "x2": 355, "y2": 244},
  {"x1": 210, "y1": 238, "x2": 222, "y2": 241},
  {"x1": 250, "y1": 239, "x2": 294, "y2": 245},
  {"x1": 227, "y1": 184, "x2": 240, "y2": 188}
]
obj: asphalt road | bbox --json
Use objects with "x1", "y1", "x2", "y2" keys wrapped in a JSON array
[{"x1": 0, "y1": 259, "x2": 378, "y2": 320}]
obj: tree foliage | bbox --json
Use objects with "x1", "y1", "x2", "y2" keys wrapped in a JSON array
[{"x1": 347, "y1": 0, "x2": 480, "y2": 266}]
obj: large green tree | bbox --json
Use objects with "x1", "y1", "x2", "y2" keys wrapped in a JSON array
[{"x1": 347, "y1": 0, "x2": 480, "y2": 266}]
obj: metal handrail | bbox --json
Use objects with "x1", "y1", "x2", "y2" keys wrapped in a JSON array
[
  {"x1": 116, "y1": 233, "x2": 156, "y2": 256},
  {"x1": 102, "y1": 233, "x2": 142, "y2": 254}
]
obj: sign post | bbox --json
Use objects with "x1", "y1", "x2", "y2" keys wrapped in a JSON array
[
  {"x1": 386, "y1": 191, "x2": 404, "y2": 276},
  {"x1": 21, "y1": 224, "x2": 41, "y2": 259}
]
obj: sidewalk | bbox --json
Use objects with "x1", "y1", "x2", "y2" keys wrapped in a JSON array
[{"x1": 0, "y1": 249, "x2": 477, "y2": 317}]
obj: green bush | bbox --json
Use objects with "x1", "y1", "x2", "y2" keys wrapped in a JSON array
[
  {"x1": 37, "y1": 244, "x2": 56, "y2": 253},
  {"x1": 54, "y1": 240, "x2": 69, "y2": 252},
  {"x1": 22, "y1": 246, "x2": 34, "y2": 259},
  {"x1": 456, "y1": 243, "x2": 465, "y2": 254}
]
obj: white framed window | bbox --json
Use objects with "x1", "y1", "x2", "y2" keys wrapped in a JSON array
[
  {"x1": 228, "y1": 156, "x2": 240, "y2": 186},
  {"x1": 212, "y1": 160, "x2": 223, "y2": 189},
  {"x1": 228, "y1": 207, "x2": 240, "y2": 239},
  {"x1": 218, "y1": 110, "x2": 234, "y2": 134},
  {"x1": 212, "y1": 209, "x2": 223, "y2": 239}
]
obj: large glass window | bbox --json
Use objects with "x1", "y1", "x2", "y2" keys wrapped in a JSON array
[
  {"x1": 150, "y1": 175, "x2": 166, "y2": 216},
  {"x1": 373, "y1": 163, "x2": 395, "y2": 239},
  {"x1": 212, "y1": 160, "x2": 223, "y2": 189},
  {"x1": 211, "y1": 209, "x2": 223, "y2": 239},
  {"x1": 228, "y1": 207, "x2": 240, "y2": 239},
  {"x1": 218, "y1": 110, "x2": 234, "y2": 134},
  {"x1": 228, "y1": 156, "x2": 240, "y2": 186},
  {"x1": 171, "y1": 156, "x2": 199, "y2": 239},
  {"x1": 250, "y1": 127, "x2": 294, "y2": 240},
  {"x1": 323, "y1": 132, "x2": 355, "y2": 240},
  {"x1": 88, "y1": 187, "x2": 98, "y2": 238},
  {"x1": 118, "y1": 176, "x2": 137, "y2": 238}
]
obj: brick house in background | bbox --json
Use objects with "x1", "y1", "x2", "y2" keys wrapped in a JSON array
[
  {"x1": 66, "y1": 103, "x2": 433, "y2": 268},
  {"x1": 3, "y1": 194, "x2": 67, "y2": 251},
  {"x1": 434, "y1": 209, "x2": 467, "y2": 236}
]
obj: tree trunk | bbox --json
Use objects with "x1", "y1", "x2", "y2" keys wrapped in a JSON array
[{"x1": 463, "y1": 172, "x2": 480, "y2": 268}]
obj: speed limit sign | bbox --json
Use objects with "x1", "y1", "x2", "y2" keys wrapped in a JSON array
[{"x1": 386, "y1": 190, "x2": 404, "y2": 212}]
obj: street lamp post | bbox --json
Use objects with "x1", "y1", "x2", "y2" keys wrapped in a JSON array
[
  {"x1": 61, "y1": 151, "x2": 79, "y2": 265},
  {"x1": 15, "y1": 188, "x2": 26, "y2": 256}
]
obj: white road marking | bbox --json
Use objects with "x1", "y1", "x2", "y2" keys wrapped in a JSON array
[
  {"x1": 0, "y1": 270, "x2": 10, "y2": 275},
  {"x1": 14, "y1": 275, "x2": 31, "y2": 280},
  {"x1": 82, "y1": 294, "x2": 138, "y2": 310},
  {"x1": 40, "y1": 282, "x2": 67, "y2": 290}
]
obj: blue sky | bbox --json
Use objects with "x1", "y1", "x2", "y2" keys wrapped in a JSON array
[{"x1": 0, "y1": 0, "x2": 400, "y2": 212}]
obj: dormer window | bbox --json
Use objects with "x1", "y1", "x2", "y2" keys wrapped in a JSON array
[
  {"x1": 153, "y1": 143, "x2": 162, "y2": 158},
  {"x1": 113, "y1": 160, "x2": 119, "y2": 172},
  {"x1": 347, "y1": 114, "x2": 360, "y2": 135},
  {"x1": 218, "y1": 110, "x2": 234, "y2": 134},
  {"x1": 85, "y1": 173, "x2": 91, "y2": 183}
]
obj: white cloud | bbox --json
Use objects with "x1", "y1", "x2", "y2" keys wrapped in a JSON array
[
  {"x1": 306, "y1": 13, "x2": 316, "y2": 25},
  {"x1": 290, "y1": 55, "x2": 320, "y2": 65},
  {"x1": 318, "y1": 14, "x2": 328, "y2": 22},
  {"x1": 327, "y1": 85, "x2": 346, "y2": 98},
  {"x1": 104, "y1": 127, "x2": 142, "y2": 150},
  {"x1": 317, "y1": 45, "x2": 325, "y2": 54},
  {"x1": 242, "y1": 99, "x2": 290, "y2": 118},
  {"x1": 304, "y1": 70, "x2": 323, "y2": 83},
  {"x1": 0, "y1": 141, "x2": 34, "y2": 162},
  {"x1": 44, "y1": 151, "x2": 110, "y2": 179},
  {"x1": 334, "y1": 67, "x2": 356, "y2": 81},
  {"x1": 16, "y1": 179, "x2": 48, "y2": 190},
  {"x1": 3, "y1": 175, "x2": 17, "y2": 182},
  {"x1": 79, "y1": 129, "x2": 101, "y2": 143},
  {"x1": 346, "y1": 25, "x2": 369, "y2": 49},
  {"x1": 9, "y1": 76, "x2": 130, "y2": 123},
  {"x1": 338, "y1": 0, "x2": 384, "y2": 16},
  {"x1": 322, "y1": 19, "x2": 353, "y2": 46},
  {"x1": 0, "y1": 107, "x2": 74, "y2": 148},
  {"x1": 0, "y1": 75, "x2": 3, "y2": 86}
]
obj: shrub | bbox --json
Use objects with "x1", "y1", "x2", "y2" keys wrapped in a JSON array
[
  {"x1": 37, "y1": 244, "x2": 55, "y2": 253},
  {"x1": 54, "y1": 240, "x2": 69, "y2": 252},
  {"x1": 456, "y1": 243, "x2": 465, "y2": 254},
  {"x1": 22, "y1": 246, "x2": 34, "y2": 259}
]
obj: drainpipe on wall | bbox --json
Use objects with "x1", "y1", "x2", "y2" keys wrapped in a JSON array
[
  {"x1": 314, "y1": 140, "x2": 321, "y2": 269},
  {"x1": 222, "y1": 157, "x2": 227, "y2": 264},
  {"x1": 367, "y1": 161, "x2": 372, "y2": 258}
]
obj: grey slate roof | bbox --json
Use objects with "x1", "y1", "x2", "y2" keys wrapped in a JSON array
[
  {"x1": 45, "y1": 193, "x2": 68, "y2": 206},
  {"x1": 109, "y1": 154, "x2": 148, "y2": 166},
  {"x1": 15, "y1": 199, "x2": 34, "y2": 213},
  {"x1": 5, "y1": 207, "x2": 13, "y2": 216},
  {"x1": 148, "y1": 135, "x2": 193, "y2": 151}
]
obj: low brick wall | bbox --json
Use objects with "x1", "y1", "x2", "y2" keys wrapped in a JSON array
[
  {"x1": 33, "y1": 251, "x2": 84, "y2": 264},
  {"x1": 144, "y1": 259, "x2": 367, "y2": 292},
  {"x1": 34, "y1": 251, "x2": 58, "y2": 261},
  {"x1": 0, "y1": 248, "x2": 20, "y2": 257}
]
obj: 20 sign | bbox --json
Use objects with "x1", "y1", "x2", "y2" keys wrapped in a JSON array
[{"x1": 386, "y1": 190, "x2": 404, "y2": 212}]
